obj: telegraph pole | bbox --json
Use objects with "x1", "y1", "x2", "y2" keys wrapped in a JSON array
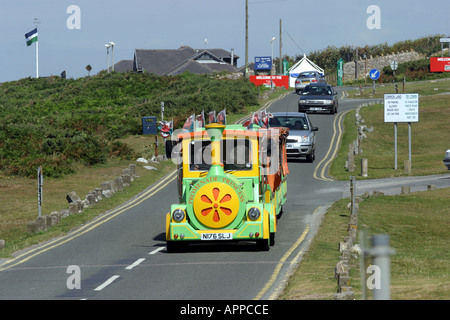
[
  {"x1": 245, "y1": 0, "x2": 248, "y2": 77},
  {"x1": 279, "y1": 19, "x2": 282, "y2": 74}
]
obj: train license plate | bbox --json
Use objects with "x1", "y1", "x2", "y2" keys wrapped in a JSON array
[{"x1": 201, "y1": 232, "x2": 232, "y2": 241}]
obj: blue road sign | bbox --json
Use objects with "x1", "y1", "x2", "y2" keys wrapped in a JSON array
[
  {"x1": 142, "y1": 116, "x2": 158, "y2": 135},
  {"x1": 369, "y1": 68, "x2": 380, "y2": 80},
  {"x1": 254, "y1": 56, "x2": 272, "y2": 70}
]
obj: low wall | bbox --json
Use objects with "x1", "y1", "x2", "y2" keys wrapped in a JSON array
[
  {"x1": 343, "y1": 50, "x2": 425, "y2": 82},
  {"x1": 26, "y1": 164, "x2": 138, "y2": 234}
]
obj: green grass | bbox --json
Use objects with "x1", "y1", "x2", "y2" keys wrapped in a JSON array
[
  {"x1": 280, "y1": 80, "x2": 450, "y2": 300},
  {"x1": 278, "y1": 199, "x2": 352, "y2": 300},
  {"x1": 0, "y1": 158, "x2": 176, "y2": 258},
  {"x1": 279, "y1": 188, "x2": 450, "y2": 300},
  {"x1": 345, "y1": 77, "x2": 450, "y2": 100},
  {"x1": 359, "y1": 189, "x2": 450, "y2": 299},
  {"x1": 330, "y1": 93, "x2": 450, "y2": 181}
]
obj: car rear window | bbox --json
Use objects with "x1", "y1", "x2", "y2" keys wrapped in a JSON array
[
  {"x1": 298, "y1": 72, "x2": 316, "y2": 78},
  {"x1": 303, "y1": 86, "x2": 332, "y2": 95}
]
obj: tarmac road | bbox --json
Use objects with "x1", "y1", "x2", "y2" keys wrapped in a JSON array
[{"x1": 1, "y1": 88, "x2": 449, "y2": 301}]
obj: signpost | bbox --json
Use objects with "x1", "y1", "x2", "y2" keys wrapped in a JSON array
[
  {"x1": 142, "y1": 116, "x2": 158, "y2": 135},
  {"x1": 249, "y1": 75, "x2": 289, "y2": 89},
  {"x1": 390, "y1": 61, "x2": 398, "y2": 92},
  {"x1": 37, "y1": 167, "x2": 43, "y2": 217},
  {"x1": 254, "y1": 56, "x2": 272, "y2": 70},
  {"x1": 390, "y1": 60, "x2": 398, "y2": 71},
  {"x1": 337, "y1": 58, "x2": 343, "y2": 86},
  {"x1": 430, "y1": 57, "x2": 450, "y2": 72},
  {"x1": 384, "y1": 93, "x2": 419, "y2": 170},
  {"x1": 440, "y1": 37, "x2": 450, "y2": 57},
  {"x1": 282, "y1": 59, "x2": 289, "y2": 75},
  {"x1": 369, "y1": 68, "x2": 380, "y2": 94}
]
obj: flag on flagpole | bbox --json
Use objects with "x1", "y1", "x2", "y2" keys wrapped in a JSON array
[
  {"x1": 196, "y1": 110, "x2": 205, "y2": 128},
  {"x1": 158, "y1": 120, "x2": 173, "y2": 138},
  {"x1": 217, "y1": 109, "x2": 226, "y2": 125},
  {"x1": 208, "y1": 111, "x2": 216, "y2": 124},
  {"x1": 25, "y1": 28, "x2": 38, "y2": 46},
  {"x1": 183, "y1": 114, "x2": 195, "y2": 131}
]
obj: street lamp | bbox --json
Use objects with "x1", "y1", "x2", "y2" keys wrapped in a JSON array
[
  {"x1": 271, "y1": 37, "x2": 276, "y2": 75},
  {"x1": 105, "y1": 44, "x2": 110, "y2": 73},
  {"x1": 109, "y1": 42, "x2": 116, "y2": 72}
]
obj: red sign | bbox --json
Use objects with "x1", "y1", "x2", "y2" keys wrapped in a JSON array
[
  {"x1": 250, "y1": 75, "x2": 289, "y2": 89},
  {"x1": 430, "y1": 57, "x2": 450, "y2": 72}
]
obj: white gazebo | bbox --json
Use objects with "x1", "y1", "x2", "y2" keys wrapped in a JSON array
[{"x1": 288, "y1": 54, "x2": 324, "y2": 88}]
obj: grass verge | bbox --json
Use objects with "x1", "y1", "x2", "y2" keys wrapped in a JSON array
[
  {"x1": 280, "y1": 81, "x2": 450, "y2": 300},
  {"x1": 345, "y1": 77, "x2": 450, "y2": 100},
  {"x1": 279, "y1": 188, "x2": 450, "y2": 300},
  {"x1": 330, "y1": 88, "x2": 450, "y2": 181},
  {"x1": 0, "y1": 158, "x2": 176, "y2": 258}
]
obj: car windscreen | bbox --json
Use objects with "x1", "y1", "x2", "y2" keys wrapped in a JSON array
[
  {"x1": 269, "y1": 116, "x2": 309, "y2": 131},
  {"x1": 303, "y1": 86, "x2": 332, "y2": 96}
]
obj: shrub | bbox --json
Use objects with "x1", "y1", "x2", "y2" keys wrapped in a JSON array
[{"x1": 0, "y1": 72, "x2": 259, "y2": 177}]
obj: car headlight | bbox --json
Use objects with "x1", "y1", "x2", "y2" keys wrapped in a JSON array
[
  {"x1": 247, "y1": 207, "x2": 261, "y2": 221},
  {"x1": 172, "y1": 209, "x2": 185, "y2": 222},
  {"x1": 323, "y1": 100, "x2": 333, "y2": 104}
]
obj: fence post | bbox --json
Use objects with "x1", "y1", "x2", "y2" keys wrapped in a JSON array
[
  {"x1": 350, "y1": 176, "x2": 356, "y2": 216},
  {"x1": 361, "y1": 158, "x2": 368, "y2": 177},
  {"x1": 367, "y1": 234, "x2": 396, "y2": 300}
]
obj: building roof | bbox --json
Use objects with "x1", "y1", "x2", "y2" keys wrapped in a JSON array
[
  {"x1": 111, "y1": 60, "x2": 134, "y2": 73},
  {"x1": 133, "y1": 46, "x2": 239, "y2": 76}
]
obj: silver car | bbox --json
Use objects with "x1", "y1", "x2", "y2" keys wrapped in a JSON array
[
  {"x1": 295, "y1": 71, "x2": 326, "y2": 94},
  {"x1": 269, "y1": 112, "x2": 318, "y2": 162}
]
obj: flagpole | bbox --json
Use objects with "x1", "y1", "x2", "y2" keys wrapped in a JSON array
[
  {"x1": 36, "y1": 39, "x2": 39, "y2": 78},
  {"x1": 33, "y1": 18, "x2": 40, "y2": 78}
]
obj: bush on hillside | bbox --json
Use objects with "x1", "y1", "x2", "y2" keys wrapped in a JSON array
[{"x1": 0, "y1": 72, "x2": 259, "y2": 178}]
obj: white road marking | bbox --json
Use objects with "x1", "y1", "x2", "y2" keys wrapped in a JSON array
[
  {"x1": 125, "y1": 258, "x2": 146, "y2": 270},
  {"x1": 148, "y1": 247, "x2": 164, "y2": 255},
  {"x1": 94, "y1": 275, "x2": 120, "y2": 291}
]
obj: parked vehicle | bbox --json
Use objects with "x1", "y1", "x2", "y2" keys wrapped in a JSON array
[
  {"x1": 298, "y1": 83, "x2": 338, "y2": 114},
  {"x1": 294, "y1": 71, "x2": 326, "y2": 94},
  {"x1": 269, "y1": 112, "x2": 318, "y2": 162}
]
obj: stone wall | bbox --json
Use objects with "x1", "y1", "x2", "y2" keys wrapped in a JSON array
[
  {"x1": 343, "y1": 50, "x2": 425, "y2": 82},
  {"x1": 26, "y1": 164, "x2": 138, "y2": 234}
]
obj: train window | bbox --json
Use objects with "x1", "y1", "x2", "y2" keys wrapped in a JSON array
[
  {"x1": 188, "y1": 139, "x2": 252, "y2": 171},
  {"x1": 222, "y1": 139, "x2": 252, "y2": 171},
  {"x1": 189, "y1": 140, "x2": 212, "y2": 171}
]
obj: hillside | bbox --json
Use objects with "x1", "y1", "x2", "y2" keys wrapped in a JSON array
[
  {"x1": 0, "y1": 72, "x2": 259, "y2": 178},
  {"x1": 305, "y1": 34, "x2": 445, "y2": 71}
]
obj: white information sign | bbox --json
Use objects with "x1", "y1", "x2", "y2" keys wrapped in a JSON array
[{"x1": 384, "y1": 93, "x2": 419, "y2": 123}]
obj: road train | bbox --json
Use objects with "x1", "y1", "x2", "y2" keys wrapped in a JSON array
[{"x1": 165, "y1": 113, "x2": 289, "y2": 252}]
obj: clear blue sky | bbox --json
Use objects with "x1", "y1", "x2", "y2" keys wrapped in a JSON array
[{"x1": 0, "y1": 0, "x2": 448, "y2": 82}]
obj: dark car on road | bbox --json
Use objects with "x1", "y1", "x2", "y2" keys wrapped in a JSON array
[
  {"x1": 294, "y1": 71, "x2": 326, "y2": 94},
  {"x1": 298, "y1": 83, "x2": 338, "y2": 114},
  {"x1": 269, "y1": 112, "x2": 318, "y2": 162}
]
